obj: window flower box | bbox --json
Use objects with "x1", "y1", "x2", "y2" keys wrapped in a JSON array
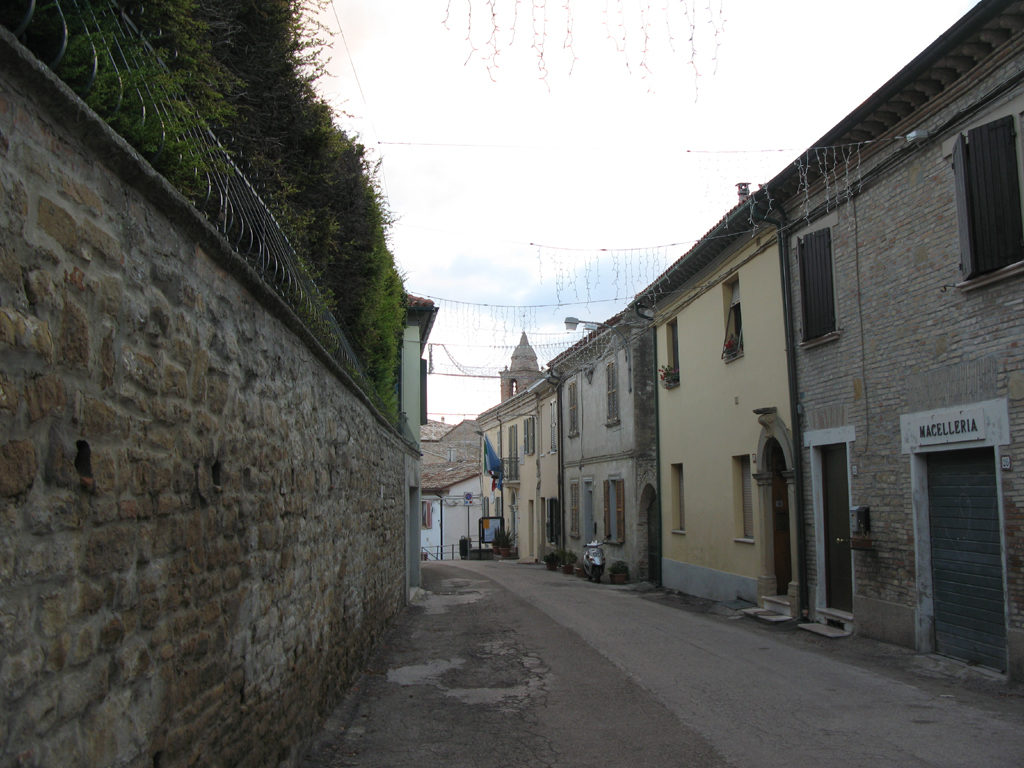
[{"x1": 658, "y1": 364, "x2": 679, "y2": 388}]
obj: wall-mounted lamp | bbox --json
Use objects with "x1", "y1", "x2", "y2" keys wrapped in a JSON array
[{"x1": 564, "y1": 316, "x2": 601, "y2": 332}]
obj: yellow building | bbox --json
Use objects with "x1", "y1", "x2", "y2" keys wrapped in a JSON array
[{"x1": 652, "y1": 207, "x2": 797, "y2": 612}]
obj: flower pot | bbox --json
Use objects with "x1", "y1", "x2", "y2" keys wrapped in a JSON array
[
  {"x1": 546, "y1": 562, "x2": 558, "y2": 571},
  {"x1": 609, "y1": 572, "x2": 627, "y2": 585},
  {"x1": 562, "y1": 563, "x2": 575, "y2": 574}
]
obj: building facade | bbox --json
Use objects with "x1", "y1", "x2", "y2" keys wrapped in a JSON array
[
  {"x1": 552, "y1": 313, "x2": 657, "y2": 581},
  {"x1": 649, "y1": 212, "x2": 793, "y2": 605},
  {"x1": 757, "y1": 0, "x2": 1024, "y2": 676}
]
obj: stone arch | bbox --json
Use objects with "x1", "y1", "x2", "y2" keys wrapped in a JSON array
[{"x1": 752, "y1": 408, "x2": 799, "y2": 607}]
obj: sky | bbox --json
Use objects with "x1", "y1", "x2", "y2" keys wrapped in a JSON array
[{"x1": 316, "y1": 0, "x2": 981, "y2": 422}]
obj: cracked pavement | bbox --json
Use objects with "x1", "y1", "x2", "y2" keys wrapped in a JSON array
[{"x1": 300, "y1": 561, "x2": 1024, "y2": 767}]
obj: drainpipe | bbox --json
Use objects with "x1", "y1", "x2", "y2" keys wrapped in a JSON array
[
  {"x1": 652, "y1": 322, "x2": 663, "y2": 587},
  {"x1": 550, "y1": 370, "x2": 565, "y2": 549},
  {"x1": 756, "y1": 199, "x2": 810, "y2": 620}
]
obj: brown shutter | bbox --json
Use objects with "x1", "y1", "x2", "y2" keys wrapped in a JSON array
[
  {"x1": 798, "y1": 228, "x2": 835, "y2": 340},
  {"x1": 616, "y1": 479, "x2": 625, "y2": 542},
  {"x1": 967, "y1": 116, "x2": 1023, "y2": 275},
  {"x1": 952, "y1": 132, "x2": 976, "y2": 277},
  {"x1": 603, "y1": 479, "x2": 610, "y2": 537}
]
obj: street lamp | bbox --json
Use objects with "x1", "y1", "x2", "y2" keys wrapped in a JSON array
[{"x1": 564, "y1": 316, "x2": 632, "y2": 392}]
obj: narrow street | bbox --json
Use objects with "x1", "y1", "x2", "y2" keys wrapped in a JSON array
[{"x1": 301, "y1": 561, "x2": 1024, "y2": 768}]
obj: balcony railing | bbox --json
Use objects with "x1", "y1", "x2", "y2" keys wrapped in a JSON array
[{"x1": 503, "y1": 457, "x2": 520, "y2": 482}]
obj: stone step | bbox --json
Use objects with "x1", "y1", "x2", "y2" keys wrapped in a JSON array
[
  {"x1": 761, "y1": 595, "x2": 793, "y2": 617},
  {"x1": 798, "y1": 622, "x2": 851, "y2": 638},
  {"x1": 740, "y1": 607, "x2": 794, "y2": 623}
]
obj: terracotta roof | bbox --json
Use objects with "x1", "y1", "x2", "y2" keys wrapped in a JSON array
[
  {"x1": 406, "y1": 293, "x2": 435, "y2": 309},
  {"x1": 421, "y1": 460, "x2": 480, "y2": 493},
  {"x1": 420, "y1": 419, "x2": 454, "y2": 442}
]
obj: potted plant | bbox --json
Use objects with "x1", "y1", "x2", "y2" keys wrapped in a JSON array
[
  {"x1": 609, "y1": 560, "x2": 629, "y2": 584},
  {"x1": 658, "y1": 364, "x2": 679, "y2": 388},
  {"x1": 722, "y1": 335, "x2": 741, "y2": 360},
  {"x1": 492, "y1": 527, "x2": 514, "y2": 557},
  {"x1": 560, "y1": 549, "x2": 577, "y2": 574},
  {"x1": 543, "y1": 551, "x2": 560, "y2": 570}
]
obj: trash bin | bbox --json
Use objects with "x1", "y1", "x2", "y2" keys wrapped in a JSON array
[{"x1": 459, "y1": 537, "x2": 469, "y2": 560}]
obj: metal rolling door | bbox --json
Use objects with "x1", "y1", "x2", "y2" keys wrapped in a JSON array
[{"x1": 927, "y1": 448, "x2": 1006, "y2": 671}]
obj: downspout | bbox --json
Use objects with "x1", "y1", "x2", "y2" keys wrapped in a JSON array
[
  {"x1": 555, "y1": 372, "x2": 565, "y2": 549},
  {"x1": 497, "y1": 415, "x2": 505, "y2": 534},
  {"x1": 652, "y1": 322, "x2": 663, "y2": 587},
  {"x1": 757, "y1": 199, "x2": 810, "y2": 620}
]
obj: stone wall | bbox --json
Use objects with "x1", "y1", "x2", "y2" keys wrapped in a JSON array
[{"x1": 0, "y1": 29, "x2": 415, "y2": 767}]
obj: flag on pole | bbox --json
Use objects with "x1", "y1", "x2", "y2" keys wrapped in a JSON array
[{"x1": 484, "y1": 435, "x2": 503, "y2": 491}]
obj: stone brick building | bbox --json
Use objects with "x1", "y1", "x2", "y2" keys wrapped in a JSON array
[{"x1": 749, "y1": 0, "x2": 1024, "y2": 677}]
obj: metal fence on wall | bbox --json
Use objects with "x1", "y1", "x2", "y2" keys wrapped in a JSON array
[{"x1": 2, "y1": 1, "x2": 379, "y2": 409}]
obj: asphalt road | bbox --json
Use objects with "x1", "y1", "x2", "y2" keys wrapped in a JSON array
[{"x1": 300, "y1": 560, "x2": 1024, "y2": 768}]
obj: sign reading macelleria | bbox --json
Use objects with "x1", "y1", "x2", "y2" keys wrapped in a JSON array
[{"x1": 900, "y1": 400, "x2": 1010, "y2": 453}]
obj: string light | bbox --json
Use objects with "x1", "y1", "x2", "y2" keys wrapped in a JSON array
[{"x1": 447, "y1": 0, "x2": 726, "y2": 88}]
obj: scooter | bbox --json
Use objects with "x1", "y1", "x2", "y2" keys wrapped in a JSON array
[{"x1": 583, "y1": 540, "x2": 605, "y2": 582}]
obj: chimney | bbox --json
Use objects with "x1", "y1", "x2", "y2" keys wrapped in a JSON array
[{"x1": 736, "y1": 182, "x2": 750, "y2": 202}]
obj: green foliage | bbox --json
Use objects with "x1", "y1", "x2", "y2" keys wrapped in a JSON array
[
  {"x1": 195, "y1": 0, "x2": 405, "y2": 418},
  {"x1": 609, "y1": 560, "x2": 629, "y2": 575},
  {"x1": 8, "y1": 0, "x2": 408, "y2": 418},
  {"x1": 491, "y1": 527, "x2": 516, "y2": 549}
]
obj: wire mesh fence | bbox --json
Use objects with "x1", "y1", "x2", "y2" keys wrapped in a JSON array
[{"x1": 2, "y1": 1, "x2": 385, "y2": 413}]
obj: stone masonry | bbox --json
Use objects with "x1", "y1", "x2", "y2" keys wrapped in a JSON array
[
  {"x1": 0, "y1": 29, "x2": 416, "y2": 767},
  {"x1": 784, "y1": 15, "x2": 1024, "y2": 677}
]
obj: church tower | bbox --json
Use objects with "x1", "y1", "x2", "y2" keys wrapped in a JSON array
[{"x1": 500, "y1": 332, "x2": 542, "y2": 402}]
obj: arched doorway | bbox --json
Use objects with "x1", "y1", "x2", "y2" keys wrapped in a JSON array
[
  {"x1": 640, "y1": 483, "x2": 660, "y2": 585},
  {"x1": 753, "y1": 407, "x2": 797, "y2": 606}
]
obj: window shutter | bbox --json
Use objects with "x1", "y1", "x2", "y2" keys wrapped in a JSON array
[
  {"x1": 603, "y1": 479, "x2": 610, "y2": 538},
  {"x1": 952, "y1": 133, "x2": 977, "y2": 278},
  {"x1": 967, "y1": 116, "x2": 1023, "y2": 275},
  {"x1": 606, "y1": 361, "x2": 618, "y2": 421},
  {"x1": 798, "y1": 228, "x2": 836, "y2": 340},
  {"x1": 616, "y1": 479, "x2": 625, "y2": 542}
]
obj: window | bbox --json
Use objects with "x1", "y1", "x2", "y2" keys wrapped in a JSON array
[
  {"x1": 722, "y1": 279, "x2": 743, "y2": 360},
  {"x1": 798, "y1": 228, "x2": 836, "y2": 340},
  {"x1": 549, "y1": 400, "x2": 558, "y2": 451},
  {"x1": 421, "y1": 501, "x2": 432, "y2": 529},
  {"x1": 736, "y1": 455, "x2": 753, "y2": 539},
  {"x1": 568, "y1": 381, "x2": 579, "y2": 436},
  {"x1": 523, "y1": 416, "x2": 536, "y2": 455},
  {"x1": 447, "y1": 446, "x2": 456, "y2": 461},
  {"x1": 603, "y1": 478, "x2": 625, "y2": 542},
  {"x1": 671, "y1": 463, "x2": 685, "y2": 531},
  {"x1": 953, "y1": 115, "x2": 1024, "y2": 279},
  {"x1": 606, "y1": 361, "x2": 619, "y2": 423},
  {"x1": 665, "y1": 318, "x2": 680, "y2": 383},
  {"x1": 505, "y1": 424, "x2": 519, "y2": 481},
  {"x1": 570, "y1": 481, "x2": 580, "y2": 538}
]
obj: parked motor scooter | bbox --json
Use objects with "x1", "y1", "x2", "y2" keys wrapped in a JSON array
[{"x1": 583, "y1": 540, "x2": 605, "y2": 582}]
